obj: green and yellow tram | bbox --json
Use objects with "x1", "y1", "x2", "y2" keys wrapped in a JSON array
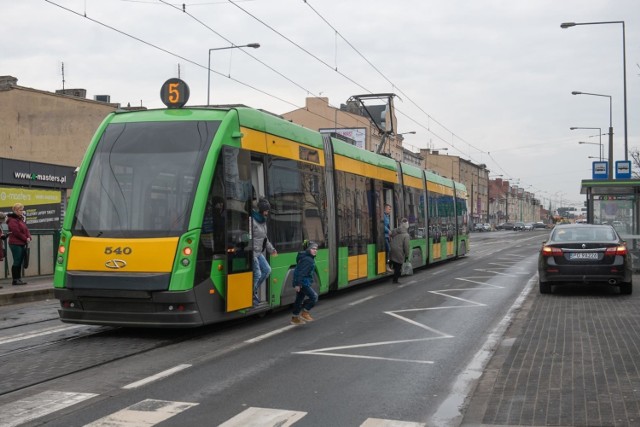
[{"x1": 53, "y1": 80, "x2": 468, "y2": 327}]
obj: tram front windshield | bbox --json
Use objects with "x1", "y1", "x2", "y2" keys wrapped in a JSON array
[{"x1": 73, "y1": 120, "x2": 219, "y2": 238}]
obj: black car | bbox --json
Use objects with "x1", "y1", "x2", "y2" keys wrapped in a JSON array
[
  {"x1": 538, "y1": 224, "x2": 632, "y2": 294},
  {"x1": 513, "y1": 222, "x2": 525, "y2": 231}
]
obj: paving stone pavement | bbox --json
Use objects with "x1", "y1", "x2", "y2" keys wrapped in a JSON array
[{"x1": 462, "y1": 276, "x2": 640, "y2": 427}]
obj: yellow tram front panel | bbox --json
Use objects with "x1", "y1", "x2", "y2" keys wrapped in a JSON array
[{"x1": 66, "y1": 236, "x2": 179, "y2": 272}]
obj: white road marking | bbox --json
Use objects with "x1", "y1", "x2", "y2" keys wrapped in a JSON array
[
  {"x1": 361, "y1": 418, "x2": 426, "y2": 427},
  {"x1": 349, "y1": 295, "x2": 378, "y2": 306},
  {"x1": 85, "y1": 399, "x2": 198, "y2": 426},
  {"x1": 245, "y1": 325, "x2": 296, "y2": 343},
  {"x1": 0, "y1": 390, "x2": 98, "y2": 427},
  {"x1": 0, "y1": 325, "x2": 84, "y2": 345},
  {"x1": 218, "y1": 406, "x2": 306, "y2": 427},
  {"x1": 428, "y1": 274, "x2": 537, "y2": 427},
  {"x1": 122, "y1": 364, "x2": 192, "y2": 389}
]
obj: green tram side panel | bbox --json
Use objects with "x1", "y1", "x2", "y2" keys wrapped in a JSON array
[
  {"x1": 332, "y1": 138, "x2": 398, "y2": 173},
  {"x1": 401, "y1": 162, "x2": 425, "y2": 180},
  {"x1": 236, "y1": 107, "x2": 325, "y2": 150}
]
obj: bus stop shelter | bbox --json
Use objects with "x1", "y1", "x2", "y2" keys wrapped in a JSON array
[{"x1": 581, "y1": 178, "x2": 640, "y2": 270}]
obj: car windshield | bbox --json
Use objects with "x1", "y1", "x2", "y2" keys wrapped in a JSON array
[{"x1": 552, "y1": 226, "x2": 616, "y2": 242}]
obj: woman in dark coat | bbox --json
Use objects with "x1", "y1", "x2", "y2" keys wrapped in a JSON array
[
  {"x1": 389, "y1": 218, "x2": 410, "y2": 284},
  {"x1": 6, "y1": 203, "x2": 31, "y2": 286}
]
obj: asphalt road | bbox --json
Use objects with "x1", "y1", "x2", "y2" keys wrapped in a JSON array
[{"x1": 0, "y1": 230, "x2": 549, "y2": 427}]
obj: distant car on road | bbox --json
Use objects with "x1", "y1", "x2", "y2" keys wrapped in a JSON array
[
  {"x1": 497, "y1": 222, "x2": 515, "y2": 230},
  {"x1": 524, "y1": 223, "x2": 534, "y2": 231},
  {"x1": 473, "y1": 223, "x2": 485, "y2": 232},
  {"x1": 533, "y1": 222, "x2": 547, "y2": 229},
  {"x1": 513, "y1": 222, "x2": 525, "y2": 231},
  {"x1": 538, "y1": 223, "x2": 632, "y2": 294}
]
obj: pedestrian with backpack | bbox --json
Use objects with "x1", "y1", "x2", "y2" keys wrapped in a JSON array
[{"x1": 290, "y1": 241, "x2": 319, "y2": 325}]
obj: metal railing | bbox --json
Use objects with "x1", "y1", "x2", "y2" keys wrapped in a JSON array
[{"x1": 1, "y1": 229, "x2": 60, "y2": 279}]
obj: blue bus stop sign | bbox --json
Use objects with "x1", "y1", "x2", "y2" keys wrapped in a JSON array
[
  {"x1": 592, "y1": 161, "x2": 608, "y2": 180},
  {"x1": 616, "y1": 160, "x2": 632, "y2": 179}
]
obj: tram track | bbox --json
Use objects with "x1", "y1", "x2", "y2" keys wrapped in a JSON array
[{"x1": 0, "y1": 309, "x2": 268, "y2": 398}]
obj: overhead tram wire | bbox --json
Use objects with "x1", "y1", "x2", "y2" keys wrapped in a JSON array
[
  {"x1": 50, "y1": 1, "x2": 378, "y2": 135},
  {"x1": 226, "y1": 0, "x2": 371, "y2": 94},
  {"x1": 159, "y1": 0, "x2": 315, "y2": 96},
  {"x1": 166, "y1": 0, "x2": 454, "y2": 150},
  {"x1": 225, "y1": 0, "x2": 470, "y2": 158},
  {"x1": 47, "y1": 0, "x2": 382, "y2": 136},
  {"x1": 302, "y1": 0, "x2": 488, "y2": 159},
  {"x1": 44, "y1": 0, "x2": 298, "y2": 108},
  {"x1": 48, "y1": 0, "x2": 502, "y2": 175}
]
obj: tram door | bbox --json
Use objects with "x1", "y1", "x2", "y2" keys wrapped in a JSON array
[{"x1": 222, "y1": 146, "x2": 254, "y2": 312}]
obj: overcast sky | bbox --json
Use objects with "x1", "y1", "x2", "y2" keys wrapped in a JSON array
[{"x1": 4, "y1": 0, "x2": 640, "y2": 209}]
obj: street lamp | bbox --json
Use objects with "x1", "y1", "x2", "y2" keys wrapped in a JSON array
[
  {"x1": 571, "y1": 91, "x2": 613, "y2": 179},
  {"x1": 579, "y1": 142, "x2": 603, "y2": 161},
  {"x1": 571, "y1": 126, "x2": 603, "y2": 161},
  {"x1": 397, "y1": 131, "x2": 416, "y2": 136},
  {"x1": 561, "y1": 20, "x2": 627, "y2": 160},
  {"x1": 207, "y1": 43, "x2": 260, "y2": 105}
]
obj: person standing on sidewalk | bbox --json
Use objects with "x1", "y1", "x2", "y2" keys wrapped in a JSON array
[
  {"x1": 290, "y1": 240, "x2": 319, "y2": 325},
  {"x1": 6, "y1": 203, "x2": 31, "y2": 286},
  {"x1": 0, "y1": 212, "x2": 6, "y2": 289},
  {"x1": 251, "y1": 198, "x2": 277, "y2": 307},
  {"x1": 389, "y1": 218, "x2": 410, "y2": 284}
]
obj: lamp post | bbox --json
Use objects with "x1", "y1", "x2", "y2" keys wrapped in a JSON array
[
  {"x1": 398, "y1": 131, "x2": 416, "y2": 136},
  {"x1": 207, "y1": 43, "x2": 260, "y2": 105},
  {"x1": 571, "y1": 126, "x2": 603, "y2": 161},
  {"x1": 571, "y1": 91, "x2": 613, "y2": 179},
  {"x1": 561, "y1": 20, "x2": 627, "y2": 160},
  {"x1": 579, "y1": 142, "x2": 603, "y2": 161}
]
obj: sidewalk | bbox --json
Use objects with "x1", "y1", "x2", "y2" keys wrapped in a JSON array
[
  {"x1": 0, "y1": 275, "x2": 54, "y2": 306},
  {"x1": 461, "y1": 273, "x2": 640, "y2": 427}
]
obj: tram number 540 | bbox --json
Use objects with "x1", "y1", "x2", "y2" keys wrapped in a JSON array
[{"x1": 104, "y1": 247, "x2": 132, "y2": 255}]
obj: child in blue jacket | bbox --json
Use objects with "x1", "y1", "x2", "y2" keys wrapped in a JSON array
[{"x1": 291, "y1": 241, "x2": 319, "y2": 325}]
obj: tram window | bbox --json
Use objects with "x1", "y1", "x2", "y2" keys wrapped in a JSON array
[
  {"x1": 72, "y1": 120, "x2": 217, "y2": 238},
  {"x1": 404, "y1": 186, "x2": 425, "y2": 238},
  {"x1": 268, "y1": 159, "x2": 326, "y2": 253}
]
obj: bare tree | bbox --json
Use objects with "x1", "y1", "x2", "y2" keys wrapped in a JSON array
[{"x1": 630, "y1": 147, "x2": 640, "y2": 178}]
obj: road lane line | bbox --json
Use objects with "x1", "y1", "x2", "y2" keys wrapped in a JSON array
[
  {"x1": 348, "y1": 295, "x2": 378, "y2": 306},
  {"x1": 122, "y1": 364, "x2": 191, "y2": 389},
  {"x1": 428, "y1": 273, "x2": 537, "y2": 427},
  {"x1": 245, "y1": 325, "x2": 296, "y2": 343}
]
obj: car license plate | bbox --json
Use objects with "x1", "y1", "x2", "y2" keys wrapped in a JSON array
[{"x1": 569, "y1": 252, "x2": 599, "y2": 260}]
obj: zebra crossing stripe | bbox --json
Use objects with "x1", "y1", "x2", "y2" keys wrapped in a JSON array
[
  {"x1": 360, "y1": 418, "x2": 426, "y2": 426},
  {"x1": 0, "y1": 390, "x2": 98, "y2": 427},
  {"x1": 218, "y1": 407, "x2": 307, "y2": 426},
  {"x1": 84, "y1": 399, "x2": 198, "y2": 426}
]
